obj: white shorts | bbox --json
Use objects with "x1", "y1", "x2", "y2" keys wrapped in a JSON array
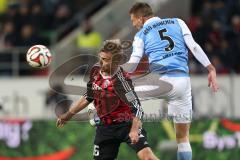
[{"x1": 160, "y1": 76, "x2": 192, "y2": 123}]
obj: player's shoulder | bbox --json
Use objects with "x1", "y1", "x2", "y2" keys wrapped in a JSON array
[
  {"x1": 174, "y1": 18, "x2": 187, "y2": 25},
  {"x1": 161, "y1": 17, "x2": 185, "y2": 24},
  {"x1": 113, "y1": 67, "x2": 126, "y2": 77},
  {"x1": 135, "y1": 29, "x2": 145, "y2": 38},
  {"x1": 89, "y1": 63, "x2": 100, "y2": 78},
  {"x1": 134, "y1": 29, "x2": 146, "y2": 44},
  {"x1": 117, "y1": 67, "x2": 131, "y2": 80},
  {"x1": 91, "y1": 63, "x2": 100, "y2": 70}
]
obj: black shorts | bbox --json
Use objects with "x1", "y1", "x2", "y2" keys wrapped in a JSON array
[{"x1": 93, "y1": 122, "x2": 150, "y2": 160}]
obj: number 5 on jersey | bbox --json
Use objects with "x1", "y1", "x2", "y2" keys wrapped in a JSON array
[{"x1": 158, "y1": 28, "x2": 175, "y2": 52}]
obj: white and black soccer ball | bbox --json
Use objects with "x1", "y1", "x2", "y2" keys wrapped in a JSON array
[{"x1": 26, "y1": 45, "x2": 52, "y2": 68}]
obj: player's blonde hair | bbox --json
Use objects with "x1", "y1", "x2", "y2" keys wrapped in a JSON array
[{"x1": 129, "y1": 2, "x2": 153, "y2": 17}]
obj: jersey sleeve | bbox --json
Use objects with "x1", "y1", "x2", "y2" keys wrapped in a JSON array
[
  {"x1": 114, "y1": 69, "x2": 144, "y2": 119},
  {"x1": 177, "y1": 18, "x2": 192, "y2": 36},
  {"x1": 132, "y1": 35, "x2": 145, "y2": 58},
  {"x1": 177, "y1": 18, "x2": 211, "y2": 67},
  {"x1": 184, "y1": 34, "x2": 211, "y2": 67},
  {"x1": 123, "y1": 33, "x2": 145, "y2": 73},
  {"x1": 83, "y1": 66, "x2": 99, "y2": 103},
  {"x1": 124, "y1": 76, "x2": 144, "y2": 119},
  {"x1": 83, "y1": 80, "x2": 94, "y2": 103}
]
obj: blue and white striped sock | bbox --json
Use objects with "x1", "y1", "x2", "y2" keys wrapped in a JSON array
[{"x1": 177, "y1": 142, "x2": 192, "y2": 160}]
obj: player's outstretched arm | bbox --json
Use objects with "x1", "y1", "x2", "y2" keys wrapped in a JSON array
[{"x1": 56, "y1": 97, "x2": 90, "y2": 128}]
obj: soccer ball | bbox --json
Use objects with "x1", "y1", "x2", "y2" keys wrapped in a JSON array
[{"x1": 26, "y1": 45, "x2": 52, "y2": 68}]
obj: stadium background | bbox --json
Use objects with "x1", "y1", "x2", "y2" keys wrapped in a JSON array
[{"x1": 0, "y1": 0, "x2": 240, "y2": 159}]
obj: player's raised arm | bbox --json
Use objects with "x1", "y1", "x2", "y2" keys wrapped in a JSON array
[{"x1": 177, "y1": 18, "x2": 219, "y2": 92}]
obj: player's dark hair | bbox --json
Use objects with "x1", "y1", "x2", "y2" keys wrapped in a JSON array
[
  {"x1": 100, "y1": 40, "x2": 122, "y2": 55},
  {"x1": 100, "y1": 40, "x2": 123, "y2": 64},
  {"x1": 129, "y1": 2, "x2": 153, "y2": 17}
]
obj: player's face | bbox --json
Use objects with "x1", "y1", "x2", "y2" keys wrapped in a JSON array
[
  {"x1": 99, "y1": 51, "x2": 117, "y2": 73},
  {"x1": 130, "y1": 14, "x2": 144, "y2": 30}
]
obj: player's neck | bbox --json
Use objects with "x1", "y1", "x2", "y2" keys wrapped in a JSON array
[
  {"x1": 143, "y1": 15, "x2": 154, "y2": 23},
  {"x1": 100, "y1": 67, "x2": 119, "y2": 77}
]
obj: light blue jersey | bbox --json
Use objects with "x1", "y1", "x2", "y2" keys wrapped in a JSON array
[{"x1": 133, "y1": 17, "x2": 189, "y2": 76}]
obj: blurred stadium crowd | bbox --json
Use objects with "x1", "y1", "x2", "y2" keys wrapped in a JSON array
[
  {"x1": 0, "y1": 0, "x2": 107, "y2": 47},
  {"x1": 189, "y1": 0, "x2": 240, "y2": 74},
  {"x1": 0, "y1": 0, "x2": 239, "y2": 75},
  {"x1": 0, "y1": 0, "x2": 107, "y2": 75}
]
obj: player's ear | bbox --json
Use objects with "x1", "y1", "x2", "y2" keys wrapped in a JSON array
[{"x1": 139, "y1": 16, "x2": 144, "y2": 23}]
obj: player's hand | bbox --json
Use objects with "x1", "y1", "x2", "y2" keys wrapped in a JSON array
[
  {"x1": 56, "y1": 118, "x2": 66, "y2": 128},
  {"x1": 129, "y1": 130, "x2": 139, "y2": 144},
  {"x1": 207, "y1": 66, "x2": 219, "y2": 92},
  {"x1": 56, "y1": 111, "x2": 75, "y2": 128}
]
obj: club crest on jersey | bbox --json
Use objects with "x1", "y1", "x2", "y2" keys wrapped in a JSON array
[
  {"x1": 92, "y1": 82, "x2": 102, "y2": 91},
  {"x1": 93, "y1": 76, "x2": 98, "y2": 80},
  {"x1": 103, "y1": 79, "x2": 110, "y2": 88}
]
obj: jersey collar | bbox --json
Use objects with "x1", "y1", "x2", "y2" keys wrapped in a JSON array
[
  {"x1": 100, "y1": 67, "x2": 120, "y2": 79},
  {"x1": 143, "y1": 17, "x2": 161, "y2": 27}
]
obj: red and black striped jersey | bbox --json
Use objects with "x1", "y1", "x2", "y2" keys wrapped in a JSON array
[{"x1": 84, "y1": 64, "x2": 143, "y2": 123}]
